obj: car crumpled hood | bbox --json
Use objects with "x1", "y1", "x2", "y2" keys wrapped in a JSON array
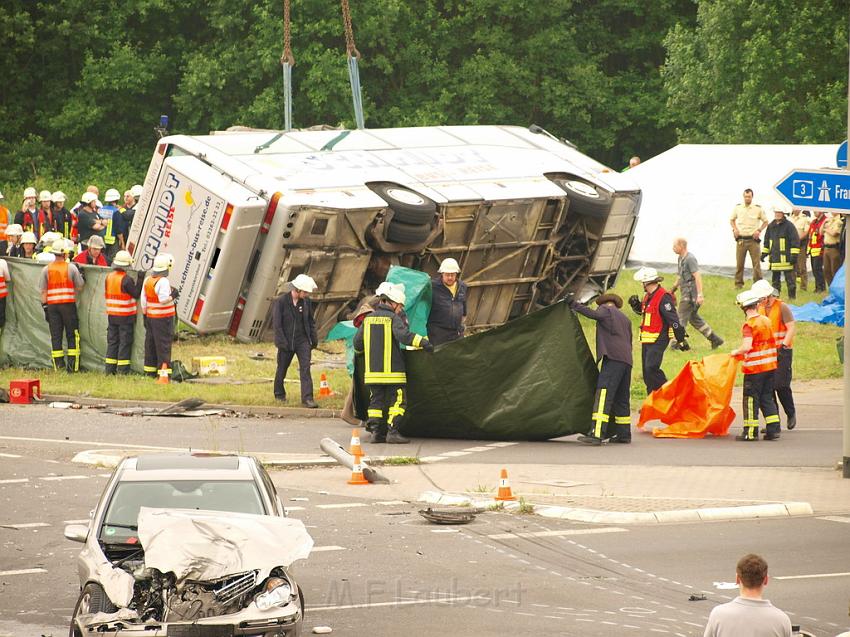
[{"x1": 138, "y1": 507, "x2": 314, "y2": 583}]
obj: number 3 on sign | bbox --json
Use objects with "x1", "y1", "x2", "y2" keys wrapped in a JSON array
[{"x1": 792, "y1": 180, "x2": 814, "y2": 199}]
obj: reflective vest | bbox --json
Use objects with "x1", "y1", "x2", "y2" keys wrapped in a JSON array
[
  {"x1": 742, "y1": 315, "x2": 778, "y2": 375},
  {"x1": 20, "y1": 210, "x2": 35, "y2": 233},
  {"x1": 0, "y1": 205, "x2": 9, "y2": 241},
  {"x1": 808, "y1": 216, "x2": 826, "y2": 256},
  {"x1": 0, "y1": 273, "x2": 7, "y2": 299},
  {"x1": 46, "y1": 261, "x2": 76, "y2": 305},
  {"x1": 37, "y1": 209, "x2": 54, "y2": 239},
  {"x1": 639, "y1": 287, "x2": 672, "y2": 344},
  {"x1": 760, "y1": 299, "x2": 791, "y2": 348},
  {"x1": 144, "y1": 276, "x2": 175, "y2": 318},
  {"x1": 100, "y1": 205, "x2": 118, "y2": 245},
  {"x1": 105, "y1": 270, "x2": 137, "y2": 317},
  {"x1": 361, "y1": 305, "x2": 424, "y2": 384}
]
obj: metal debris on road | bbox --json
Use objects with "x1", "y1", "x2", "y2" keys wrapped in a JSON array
[
  {"x1": 418, "y1": 508, "x2": 477, "y2": 525},
  {"x1": 688, "y1": 594, "x2": 707, "y2": 601}
]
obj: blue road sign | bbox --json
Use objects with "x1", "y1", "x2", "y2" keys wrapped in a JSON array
[
  {"x1": 838, "y1": 141, "x2": 848, "y2": 168},
  {"x1": 775, "y1": 168, "x2": 850, "y2": 215}
]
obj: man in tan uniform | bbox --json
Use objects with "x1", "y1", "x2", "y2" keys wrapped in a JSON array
[
  {"x1": 822, "y1": 213, "x2": 844, "y2": 287},
  {"x1": 729, "y1": 189, "x2": 768, "y2": 288},
  {"x1": 789, "y1": 209, "x2": 811, "y2": 291}
]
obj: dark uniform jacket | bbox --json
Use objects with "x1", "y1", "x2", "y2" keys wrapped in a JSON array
[
  {"x1": 632, "y1": 287, "x2": 685, "y2": 345},
  {"x1": 272, "y1": 285, "x2": 318, "y2": 351},
  {"x1": 570, "y1": 302, "x2": 633, "y2": 366},
  {"x1": 762, "y1": 217, "x2": 800, "y2": 271},
  {"x1": 353, "y1": 302, "x2": 425, "y2": 384},
  {"x1": 428, "y1": 276, "x2": 468, "y2": 344}
]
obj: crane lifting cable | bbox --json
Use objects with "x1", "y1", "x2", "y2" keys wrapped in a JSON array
[
  {"x1": 280, "y1": 0, "x2": 294, "y2": 131},
  {"x1": 341, "y1": 0, "x2": 366, "y2": 129}
]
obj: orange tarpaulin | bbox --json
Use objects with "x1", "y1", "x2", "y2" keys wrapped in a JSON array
[{"x1": 637, "y1": 353, "x2": 739, "y2": 438}]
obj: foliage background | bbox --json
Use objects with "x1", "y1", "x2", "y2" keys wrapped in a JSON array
[{"x1": 0, "y1": 0, "x2": 847, "y2": 199}]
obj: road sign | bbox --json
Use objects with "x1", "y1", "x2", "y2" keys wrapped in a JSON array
[
  {"x1": 838, "y1": 141, "x2": 848, "y2": 168},
  {"x1": 775, "y1": 168, "x2": 850, "y2": 214}
]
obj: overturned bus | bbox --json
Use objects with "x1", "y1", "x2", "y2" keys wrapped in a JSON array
[{"x1": 126, "y1": 125, "x2": 640, "y2": 341}]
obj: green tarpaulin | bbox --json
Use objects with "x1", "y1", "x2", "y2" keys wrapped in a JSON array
[
  {"x1": 0, "y1": 259, "x2": 147, "y2": 372},
  {"x1": 354, "y1": 301, "x2": 598, "y2": 440}
]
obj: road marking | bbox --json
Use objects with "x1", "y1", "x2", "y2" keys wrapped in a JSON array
[
  {"x1": 774, "y1": 572, "x2": 850, "y2": 581},
  {"x1": 41, "y1": 475, "x2": 90, "y2": 481},
  {"x1": 818, "y1": 515, "x2": 850, "y2": 524},
  {"x1": 311, "y1": 546, "x2": 346, "y2": 552},
  {"x1": 462, "y1": 446, "x2": 493, "y2": 452},
  {"x1": 439, "y1": 450, "x2": 473, "y2": 457},
  {"x1": 308, "y1": 595, "x2": 488, "y2": 611},
  {"x1": 286, "y1": 506, "x2": 305, "y2": 511},
  {"x1": 63, "y1": 519, "x2": 90, "y2": 525},
  {"x1": 0, "y1": 435, "x2": 189, "y2": 451},
  {"x1": 431, "y1": 529, "x2": 459, "y2": 533},
  {"x1": 0, "y1": 479, "x2": 28, "y2": 484},
  {"x1": 418, "y1": 456, "x2": 449, "y2": 463},
  {"x1": 487, "y1": 527, "x2": 627, "y2": 540},
  {"x1": 0, "y1": 522, "x2": 50, "y2": 529},
  {"x1": 486, "y1": 442, "x2": 519, "y2": 448},
  {"x1": 0, "y1": 568, "x2": 48, "y2": 576},
  {"x1": 374, "y1": 500, "x2": 407, "y2": 506},
  {"x1": 316, "y1": 503, "x2": 368, "y2": 510},
  {"x1": 0, "y1": 453, "x2": 22, "y2": 458}
]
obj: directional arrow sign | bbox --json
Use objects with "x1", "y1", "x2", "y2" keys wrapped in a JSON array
[{"x1": 775, "y1": 168, "x2": 850, "y2": 215}]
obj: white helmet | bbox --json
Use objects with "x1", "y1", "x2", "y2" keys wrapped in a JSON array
[
  {"x1": 291, "y1": 273, "x2": 318, "y2": 293},
  {"x1": 377, "y1": 281, "x2": 406, "y2": 305},
  {"x1": 64, "y1": 239, "x2": 75, "y2": 252},
  {"x1": 153, "y1": 253, "x2": 173, "y2": 272},
  {"x1": 20, "y1": 231, "x2": 37, "y2": 244},
  {"x1": 438, "y1": 257, "x2": 461, "y2": 274},
  {"x1": 113, "y1": 250, "x2": 133, "y2": 267},
  {"x1": 51, "y1": 191, "x2": 66, "y2": 203},
  {"x1": 736, "y1": 289, "x2": 762, "y2": 309},
  {"x1": 38, "y1": 190, "x2": 52, "y2": 202},
  {"x1": 5, "y1": 224, "x2": 23, "y2": 237},
  {"x1": 40, "y1": 231, "x2": 60, "y2": 245},
  {"x1": 130, "y1": 185, "x2": 144, "y2": 198},
  {"x1": 633, "y1": 266, "x2": 662, "y2": 284},
  {"x1": 23, "y1": 187, "x2": 37, "y2": 199},
  {"x1": 751, "y1": 279, "x2": 777, "y2": 299},
  {"x1": 86, "y1": 235, "x2": 105, "y2": 249},
  {"x1": 36, "y1": 251, "x2": 55, "y2": 264},
  {"x1": 0, "y1": 189, "x2": 4, "y2": 199},
  {"x1": 50, "y1": 239, "x2": 67, "y2": 255},
  {"x1": 81, "y1": 192, "x2": 98, "y2": 205},
  {"x1": 104, "y1": 188, "x2": 121, "y2": 203}
]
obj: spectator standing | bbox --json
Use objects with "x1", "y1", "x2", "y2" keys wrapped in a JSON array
[
  {"x1": 670, "y1": 238, "x2": 724, "y2": 349},
  {"x1": 0, "y1": 190, "x2": 10, "y2": 256},
  {"x1": 272, "y1": 274, "x2": 320, "y2": 408},
  {"x1": 15, "y1": 187, "x2": 38, "y2": 234},
  {"x1": 761, "y1": 207, "x2": 799, "y2": 299},
  {"x1": 703, "y1": 554, "x2": 791, "y2": 637},
  {"x1": 729, "y1": 189, "x2": 768, "y2": 288},
  {"x1": 73, "y1": 235, "x2": 108, "y2": 266},
  {"x1": 822, "y1": 212, "x2": 844, "y2": 286},
  {"x1": 789, "y1": 209, "x2": 811, "y2": 291},
  {"x1": 427, "y1": 257, "x2": 468, "y2": 346},
  {"x1": 75, "y1": 193, "x2": 106, "y2": 247},
  {"x1": 39, "y1": 239, "x2": 84, "y2": 372}
]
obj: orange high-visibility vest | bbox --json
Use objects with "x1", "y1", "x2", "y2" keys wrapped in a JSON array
[
  {"x1": 0, "y1": 273, "x2": 7, "y2": 299},
  {"x1": 760, "y1": 299, "x2": 791, "y2": 348},
  {"x1": 808, "y1": 215, "x2": 826, "y2": 256},
  {"x1": 742, "y1": 315, "x2": 778, "y2": 375},
  {"x1": 639, "y1": 287, "x2": 671, "y2": 344},
  {"x1": 46, "y1": 261, "x2": 76, "y2": 305},
  {"x1": 105, "y1": 270, "x2": 137, "y2": 317},
  {"x1": 144, "y1": 276, "x2": 175, "y2": 318},
  {"x1": 0, "y1": 205, "x2": 10, "y2": 241}
]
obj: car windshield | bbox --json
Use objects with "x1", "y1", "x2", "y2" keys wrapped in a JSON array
[{"x1": 99, "y1": 480, "x2": 265, "y2": 543}]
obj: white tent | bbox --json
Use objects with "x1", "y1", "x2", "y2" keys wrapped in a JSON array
[{"x1": 626, "y1": 144, "x2": 839, "y2": 273}]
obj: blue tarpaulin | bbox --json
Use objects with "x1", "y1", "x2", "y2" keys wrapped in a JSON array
[{"x1": 789, "y1": 265, "x2": 845, "y2": 327}]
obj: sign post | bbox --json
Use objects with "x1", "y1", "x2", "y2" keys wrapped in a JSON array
[{"x1": 844, "y1": 23, "x2": 849, "y2": 480}]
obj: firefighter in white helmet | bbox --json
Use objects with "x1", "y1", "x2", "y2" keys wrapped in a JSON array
[
  {"x1": 76, "y1": 192, "x2": 106, "y2": 248},
  {"x1": 51, "y1": 191, "x2": 74, "y2": 242},
  {"x1": 140, "y1": 253, "x2": 178, "y2": 378},
  {"x1": 628, "y1": 267, "x2": 687, "y2": 394},
  {"x1": 39, "y1": 239, "x2": 85, "y2": 372},
  {"x1": 19, "y1": 231, "x2": 37, "y2": 259},
  {"x1": 35, "y1": 190, "x2": 55, "y2": 240},
  {"x1": 0, "y1": 244, "x2": 10, "y2": 331},
  {"x1": 272, "y1": 274, "x2": 320, "y2": 407},
  {"x1": 104, "y1": 250, "x2": 142, "y2": 375},
  {"x1": 427, "y1": 257, "x2": 468, "y2": 346},
  {"x1": 100, "y1": 188, "x2": 126, "y2": 261},
  {"x1": 15, "y1": 187, "x2": 38, "y2": 234},
  {"x1": 0, "y1": 189, "x2": 11, "y2": 257},
  {"x1": 4, "y1": 224, "x2": 23, "y2": 257}
]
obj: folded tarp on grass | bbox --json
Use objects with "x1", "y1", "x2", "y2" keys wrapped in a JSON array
[{"x1": 789, "y1": 264, "x2": 845, "y2": 327}]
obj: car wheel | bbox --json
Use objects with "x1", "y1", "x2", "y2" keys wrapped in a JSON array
[
  {"x1": 372, "y1": 184, "x2": 437, "y2": 225},
  {"x1": 70, "y1": 583, "x2": 117, "y2": 637},
  {"x1": 385, "y1": 221, "x2": 432, "y2": 244},
  {"x1": 555, "y1": 177, "x2": 612, "y2": 218}
]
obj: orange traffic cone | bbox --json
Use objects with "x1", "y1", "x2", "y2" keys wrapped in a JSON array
[
  {"x1": 156, "y1": 363, "x2": 170, "y2": 385},
  {"x1": 495, "y1": 468, "x2": 517, "y2": 501},
  {"x1": 347, "y1": 454, "x2": 369, "y2": 485},
  {"x1": 348, "y1": 428, "x2": 363, "y2": 457},
  {"x1": 318, "y1": 373, "x2": 332, "y2": 398}
]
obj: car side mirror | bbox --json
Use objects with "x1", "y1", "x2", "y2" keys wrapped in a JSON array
[{"x1": 64, "y1": 524, "x2": 88, "y2": 543}]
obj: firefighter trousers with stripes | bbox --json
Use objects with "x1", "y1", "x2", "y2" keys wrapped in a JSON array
[
  {"x1": 105, "y1": 317, "x2": 135, "y2": 375},
  {"x1": 366, "y1": 384, "x2": 406, "y2": 434},
  {"x1": 143, "y1": 316, "x2": 173, "y2": 377},
  {"x1": 742, "y1": 370, "x2": 780, "y2": 440},
  {"x1": 47, "y1": 303, "x2": 80, "y2": 372},
  {"x1": 588, "y1": 358, "x2": 632, "y2": 441}
]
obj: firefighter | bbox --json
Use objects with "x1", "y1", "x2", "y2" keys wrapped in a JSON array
[
  {"x1": 19, "y1": 231, "x2": 37, "y2": 259},
  {"x1": 571, "y1": 294, "x2": 633, "y2": 445},
  {"x1": 427, "y1": 257, "x2": 468, "y2": 345},
  {"x1": 0, "y1": 253, "x2": 10, "y2": 331},
  {"x1": 4, "y1": 224, "x2": 23, "y2": 257},
  {"x1": 15, "y1": 187, "x2": 37, "y2": 234},
  {"x1": 0, "y1": 189, "x2": 10, "y2": 256},
  {"x1": 39, "y1": 239, "x2": 84, "y2": 372},
  {"x1": 120, "y1": 190, "x2": 137, "y2": 230},
  {"x1": 761, "y1": 206, "x2": 799, "y2": 299},
  {"x1": 731, "y1": 289, "x2": 780, "y2": 441},
  {"x1": 100, "y1": 188, "x2": 125, "y2": 261},
  {"x1": 141, "y1": 254, "x2": 177, "y2": 379},
  {"x1": 628, "y1": 267, "x2": 687, "y2": 394},
  {"x1": 104, "y1": 251, "x2": 141, "y2": 375},
  {"x1": 354, "y1": 282, "x2": 433, "y2": 444},
  {"x1": 272, "y1": 274, "x2": 320, "y2": 408},
  {"x1": 752, "y1": 279, "x2": 797, "y2": 430},
  {"x1": 808, "y1": 210, "x2": 827, "y2": 292},
  {"x1": 36, "y1": 191, "x2": 55, "y2": 239},
  {"x1": 52, "y1": 192, "x2": 74, "y2": 242},
  {"x1": 73, "y1": 234, "x2": 108, "y2": 266}
]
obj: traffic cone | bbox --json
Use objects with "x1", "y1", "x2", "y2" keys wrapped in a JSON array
[
  {"x1": 348, "y1": 428, "x2": 363, "y2": 457},
  {"x1": 318, "y1": 373, "x2": 332, "y2": 398},
  {"x1": 156, "y1": 363, "x2": 170, "y2": 385},
  {"x1": 495, "y1": 468, "x2": 517, "y2": 501},
  {"x1": 347, "y1": 454, "x2": 369, "y2": 485}
]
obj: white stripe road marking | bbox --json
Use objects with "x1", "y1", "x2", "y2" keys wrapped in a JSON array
[
  {"x1": 418, "y1": 456, "x2": 449, "y2": 462},
  {"x1": 486, "y1": 442, "x2": 519, "y2": 448},
  {"x1": 0, "y1": 435, "x2": 191, "y2": 451},
  {"x1": 462, "y1": 446, "x2": 493, "y2": 452},
  {"x1": 438, "y1": 450, "x2": 473, "y2": 457},
  {"x1": 63, "y1": 519, "x2": 90, "y2": 524},
  {"x1": 818, "y1": 515, "x2": 850, "y2": 524},
  {"x1": 0, "y1": 479, "x2": 28, "y2": 484},
  {"x1": 311, "y1": 546, "x2": 346, "y2": 552},
  {"x1": 374, "y1": 500, "x2": 407, "y2": 506},
  {"x1": 0, "y1": 453, "x2": 22, "y2": 458},
  {"x1": 0, "y1": 568, "x2": 48, "y2": 576},
  {"x1": 41, "y1": 475, "x2": 90, "y2": 481},
  {"x1": 316, "y1": 503, "x2": 368, "y2": 509},
  {"x1": 0, "y1": 522, "x2": 50, "y2": 529},
  {"x1": 774, "y1": 572, "x2": 850, "y2": 581},
  {"x1": 487, "y1": 527, "x2": 627, "y2": 540},
  {"x1": 308, "y1": 595, "x2": 488, "y2": 611},
  {"x1": 285, "y1": 506, "x2": 305, "y2": 511}
]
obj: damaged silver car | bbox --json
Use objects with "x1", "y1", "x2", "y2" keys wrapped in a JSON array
[{"x1": 64, "y1": 454, "x2": 313, "y2": 636}]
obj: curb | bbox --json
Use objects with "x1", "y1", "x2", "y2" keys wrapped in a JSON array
[
  {"x1": 72, "y1": 449, "x2": 337, "y2": 469},
  {"x1": 418, "y1": 491, "x2": 814, "y2": 525}
]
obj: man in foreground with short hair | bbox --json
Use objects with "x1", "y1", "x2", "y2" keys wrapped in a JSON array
[
  {"x1": 670, "y1": 237, "x2": 723, "y2": 350},
  {"x1": 704, "y1": 553, "x2": 791, "y2": 637}
]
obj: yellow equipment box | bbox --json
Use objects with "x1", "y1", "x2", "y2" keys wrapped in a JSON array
[{"x1": 192, "y1": 356, "x2": 227, "y2": 377}]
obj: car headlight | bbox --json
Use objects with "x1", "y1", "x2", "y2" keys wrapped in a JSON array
[{"x1": 255, "y1": 577, "x2": 293, "y2": 611}]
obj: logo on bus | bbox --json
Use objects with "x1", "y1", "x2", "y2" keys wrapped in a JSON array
[{"x1": 139, "y1": 171, "x2": 180, "y2": 270}]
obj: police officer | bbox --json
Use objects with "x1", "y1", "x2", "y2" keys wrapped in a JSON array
[
  {"x1": 628, "y1": 267, "x2": 687, "y2": 394},
  {"x1": 761, "y1": 206, "x2": 799, "y2": 299},
  {"x1": 729, "y1": 189, "x2": 768, "y2": 288},
  {"x1": 731, "y1": 289, "x2": 780, "y2": 441},
  {"x1": 572, "y1": 294, "x2": 633, "y2": 445},
  {"x1": 354, "y1": 282, "x2": 433, "y2": 444},
  {"x1": 38, "y1": 239, "x2": 84, "y2": 372},
  {"x1": 427, "y1": 257, "x2": 467, "y2": 345},
  {"x1": 272, "y1": 274, "x2": 319, "y2": 408},
  {"x1": 141, "y1": 254, "x2": 177, "y2": 379},
  {"x1": 822, "y1": 212, "x2": 844, "y2": 287},
  {"x1": 104, "y1": 250, "x2": 141, "y2": 375}
]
